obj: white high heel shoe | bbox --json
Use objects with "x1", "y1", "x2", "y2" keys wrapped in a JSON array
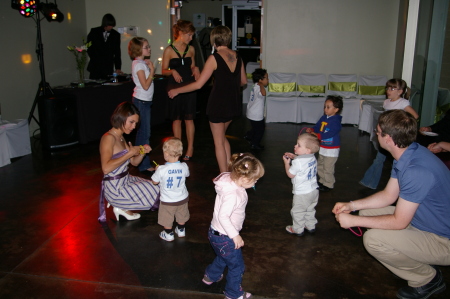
[{"x1": 113, "y1": 207, "x2": 141, "y2": 221}]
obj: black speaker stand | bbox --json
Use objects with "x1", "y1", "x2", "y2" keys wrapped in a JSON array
[
  {"x1": 27, "y1": 6, "x2": 53, "y2": 128},
  {"x1": 28, "y1": 81, "x2": 53, "y2": 125}
]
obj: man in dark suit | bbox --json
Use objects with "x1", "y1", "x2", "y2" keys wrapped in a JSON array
[{"x1": 87, "y1": 13, "x2": 122, "y2": 80}]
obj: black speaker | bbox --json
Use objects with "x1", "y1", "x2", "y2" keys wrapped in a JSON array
[{"x1": 38, "y1": 95, "x2": 79, "y2": 149}]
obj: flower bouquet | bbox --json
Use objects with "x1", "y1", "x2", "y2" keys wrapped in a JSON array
[{"x1": 67, "y1": 39, "x2": 92, "y2": 87}]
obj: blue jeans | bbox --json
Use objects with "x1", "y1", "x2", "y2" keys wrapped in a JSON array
[
  {"x1": 205, "y1": 227, "x2": 245, "y2": 299},
  {"x1": 132, "y1": 98, "x2": 152, "y2": 171},
  {"x1": 359, "y1": 151, "x2": 386, "y2": 189}
]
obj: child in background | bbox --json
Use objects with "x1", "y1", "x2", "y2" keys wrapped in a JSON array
[
  {"x1": 151, "y1": 138, "x2": 190, "y2": 242},
  {"x1": 359, "y1": 78, "x2": 419, "y2": 189},
  {"x1": 244, "y1": 68, "x2": 269, "y2": 150},
  {"x1": 283, "y1": 133, "x2": 320, "y2": 236},
  {"x1": 128, "y1": 37, "x2": 156, "y2": 176},
  {"x1": 202, "y1": 153, "x2": 265, "y2": 299},
  {"x1": 306, "y1": 96, "x2": 343, "y2": 192}
]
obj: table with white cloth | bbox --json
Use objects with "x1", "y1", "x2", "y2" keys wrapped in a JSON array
[
  {"x1": 358, "y1": 99, "x2": 384, "y2": 135},
  {"x1": 0, "y1": 119, "x2": 32, "y2": 168},
  {"x1": 295, "y1": 96, "x2": 362, "y2": 124}
]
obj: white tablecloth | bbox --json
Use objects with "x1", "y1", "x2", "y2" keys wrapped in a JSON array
[
  {"x1": 358, "y1": 100, "x2": 384, "y2": 134},
  {"x1": 297, "y1": 97, "x2": 326, "y2": 124},
  {"x1": 296, "y1": 97, "x2": 362, "y2": 125},
  {"x1": 266, "y1": 96, "x2": 299, "y2": 123},
  {"x1": 0, "y1": 119, "x2": 32, "y2": 167}
]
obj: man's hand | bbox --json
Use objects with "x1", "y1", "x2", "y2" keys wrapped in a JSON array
[
  {"x1": 332, "y1": 202, "x2": 353, "y2": 215},
  {"x1": 335, "y1": 213, "x2": 354, "y2": 229}
]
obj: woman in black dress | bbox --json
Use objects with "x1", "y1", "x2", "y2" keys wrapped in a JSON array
[
  {"x1": 168, "y1": 26, "x2": 247, "y2": 173},
  {"x1": 162, "y1": 20, "x2": 200, "y2": 161}
]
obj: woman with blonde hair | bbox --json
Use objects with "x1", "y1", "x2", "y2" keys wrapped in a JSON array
[{"x1": 168, "y1": 25, "x2": 247, "y2": 173}]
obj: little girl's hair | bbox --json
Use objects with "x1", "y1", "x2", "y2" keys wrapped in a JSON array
[
  {"x1": 163, "y1": 137, "x2": 183, "y2": 158},
  {"x1": 229, "y1": 153, "x2": 265, "y2": 182},
  {"x1": 326, "y1": 95, "x2": 344, "y2": 114},
  {"x1": 128, "y1": 37, "x2": 148, "y2": 60},
  {"x1": 386, "y1": 78, "x2": 410, "y2": 99}
]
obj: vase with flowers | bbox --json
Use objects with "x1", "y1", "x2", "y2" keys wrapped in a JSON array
[{"x1": 67, "y1": 39, "x2": 92, "y2": 88}]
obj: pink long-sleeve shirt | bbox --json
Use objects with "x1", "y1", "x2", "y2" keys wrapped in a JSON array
[{"x1": 210, "y1": 172, "x2": 248, "y2": 239}]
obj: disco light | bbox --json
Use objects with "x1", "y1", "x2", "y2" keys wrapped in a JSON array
[
  {"x1": 11, "y1": 0, "x2": 37, "y2": 18},
  {"x1": 11, "y1": 0, "x2": 64, "y2": 22},
  {"x1": 40, "y1": 2, "x2": 64, "y2": 23}
]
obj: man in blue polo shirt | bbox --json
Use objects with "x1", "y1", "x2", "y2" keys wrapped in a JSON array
[{"x1": 333, "y1": 109, "x2": 450, "y2": 299}]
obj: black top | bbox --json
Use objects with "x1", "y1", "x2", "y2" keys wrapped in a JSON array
[
  {"x1": 166, "y1": 45, "x2": 196, "y2": 121},
  {"x1": 167, "y1": 45, "x2": 195, "y2": 88},
  {"x1": 206, "y1": 52, "x2": 242, "y2": 119},
  {"x1": 87, "y1": 26, "x2": 121, "y2": 80}
]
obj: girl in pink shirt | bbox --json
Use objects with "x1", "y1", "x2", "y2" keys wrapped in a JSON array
[{"x1": 202, "y1": 153, "x2": 265, "y2": 299}]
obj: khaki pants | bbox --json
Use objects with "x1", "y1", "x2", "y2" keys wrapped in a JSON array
[
  {"x1": 158, "y1": 202, "x2": 190, "y2": 228},
  {"x1": 317, "y1": 154, "x2": 338, "y2": 188},
  {"x1": 291, "y1": 190, "x2": 319, "y2": 233},
  {"x1": 361, "y1": 206, "x2": 450, "y2": 287}
]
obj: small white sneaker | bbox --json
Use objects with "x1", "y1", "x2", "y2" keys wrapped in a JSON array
[
  {"x1": 159, "y1": 231, "x2": 174, "y2": 242},
  {"x1": 175, "y1": 226, "x2": 185, "y2": 237},
  {"x1": 225, "y1": 291, "x2": 252, "y2": 299}
]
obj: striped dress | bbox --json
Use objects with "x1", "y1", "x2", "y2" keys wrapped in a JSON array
[{"x1": 102, "y1": 149, "x2": 160, "y2": 210}]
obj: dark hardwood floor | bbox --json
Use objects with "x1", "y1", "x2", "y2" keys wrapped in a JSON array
[{"x1": 0, "y1": 106, "x2": 448, "y2": 299}]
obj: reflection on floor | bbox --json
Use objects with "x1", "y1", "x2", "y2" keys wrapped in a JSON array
[{"x1": 0, "y1": 110, "x2": 448, "y2": 299}]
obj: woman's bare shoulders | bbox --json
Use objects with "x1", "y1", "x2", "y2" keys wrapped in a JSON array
[
  {"x1": 163, "y1": 45, "x2": 178, "y2": 59},
  {"x1": 218, "y1": 49, "x2": 237, "y2": 62},
  {"x1": 217, "y1": 48, "x2": 238, "y2": 72},
  {"x1": 101, "y1": 132, "x2": 125, "y2": 155}
]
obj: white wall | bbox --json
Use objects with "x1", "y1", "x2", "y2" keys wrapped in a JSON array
[
  {"x1": 0, "y1": 0, "x2": 170, "y2": 135},
  {"x1": 1, "y1": 0, "x2": 402, "y2": 137},
  {"x1": 85, "y1": 0, "x2": 170, "y2": 75},
  {"x1": 262, "y1": 0, "x2": 400, "y2": 77},
  {"x1": 0, "y1": 0, "x2": 87, "y2": 134}
]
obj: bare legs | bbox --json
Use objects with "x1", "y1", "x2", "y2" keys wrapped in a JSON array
[
  {"x1": 209, "y1": 121, "x2": 232, "y2": 173},
  {"x1": 173, "y1": 120, "x2": 195, "y2": 158},
  {"x1": 185, "y1": 120, "x2": 195, "y2": 157},
  {"x1": 173, "y1": 120, "x2": 182, "y2": 139}
]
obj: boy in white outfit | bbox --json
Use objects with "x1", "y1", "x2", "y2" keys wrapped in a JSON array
[
  {"x1": 244, "y1": 68, "x2": 268, "y2": 150},
  {"x1": 283, "y1": 133, "x2": 320, "y2": 236},
  {"x1": 152, "y1": 137, "x2": 190, "y2": 241}
]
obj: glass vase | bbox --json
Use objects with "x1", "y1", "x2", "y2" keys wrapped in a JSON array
[{"x1": 78, "y1": 68, "x2": 85, "y2": 88}]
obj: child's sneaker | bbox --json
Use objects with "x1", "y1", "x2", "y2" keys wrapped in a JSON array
[
  {"x1": 305, "y1": 227, "x2": 316, "y2": 234},
  {"x1": 202, "y1": 274, "x2": 223, "y2": 285},
  {"x1": 285, "y1": 225, "x2": 304, "y2": 236},
  {"x1": 159, "y1": 231, "x2": 174, "y2": 242},
  {"x1": 175, "y1": 226, "x2": 185, "y2": 237},
  {"x1": 225, "y1": 291, "x2": 252, "y2": 299}
]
